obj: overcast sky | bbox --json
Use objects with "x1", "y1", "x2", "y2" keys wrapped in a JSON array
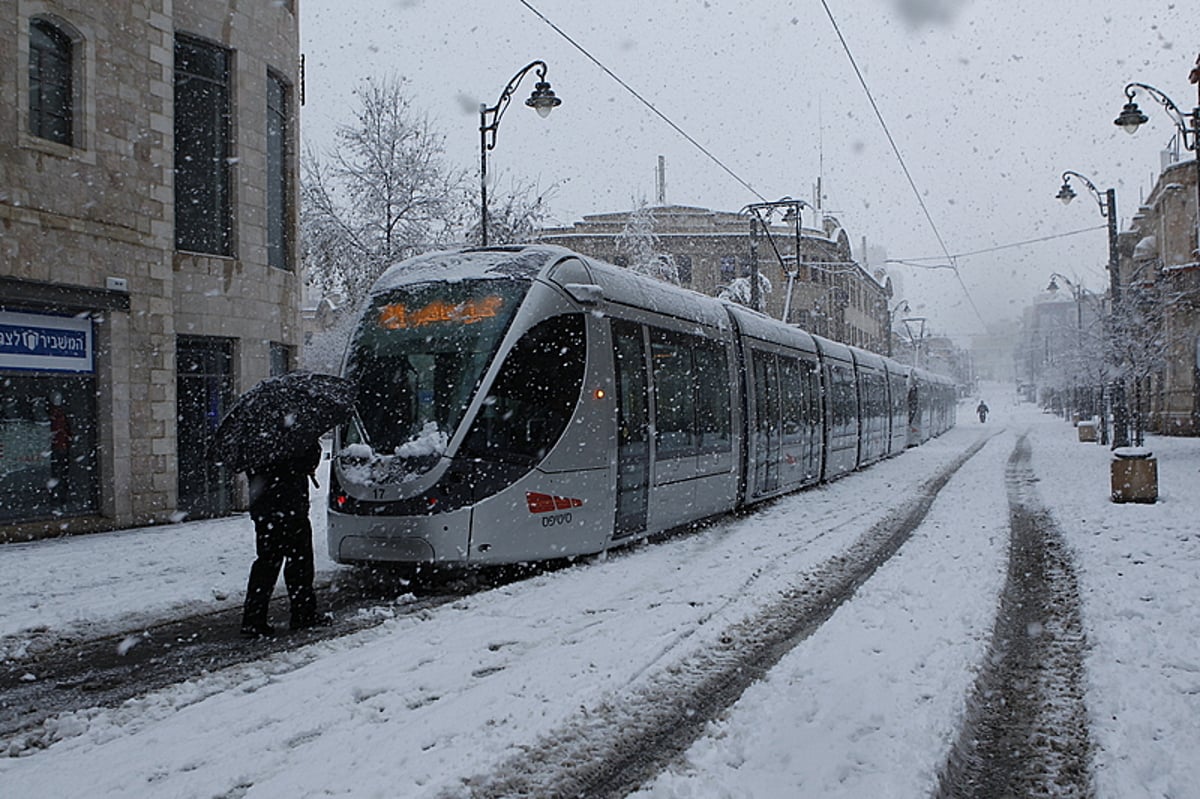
[{"x1": 299, "y1": 0, "x2": 1195, "y2": 345}]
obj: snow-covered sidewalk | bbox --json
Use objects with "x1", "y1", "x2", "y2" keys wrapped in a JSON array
[{"x1": 1, "y1": 394, "x2": 1198, "y2": 798}]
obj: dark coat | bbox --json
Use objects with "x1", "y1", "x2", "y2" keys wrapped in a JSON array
[{"x1": 247, "y1": 441, "x2": 321, "y2": 522}]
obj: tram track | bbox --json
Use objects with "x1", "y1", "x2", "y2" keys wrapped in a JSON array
[{"x1": 446, "y1": 434, "x2": 994, "y2": 799}]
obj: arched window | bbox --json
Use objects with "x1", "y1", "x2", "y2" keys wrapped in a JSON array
[{"x1": 29, "y1": 18, "x2": 74, "y2": 146}]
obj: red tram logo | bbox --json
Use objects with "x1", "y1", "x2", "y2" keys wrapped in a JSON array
[{"x1": 526, "y1": 492, "x2": 584, "y2": 514}]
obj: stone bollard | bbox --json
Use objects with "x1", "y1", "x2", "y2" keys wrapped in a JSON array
[
  {"x1": 1077, "y1": 420, "x2": 1097, "y2": 442},
  {"x1": 1111, "y1": 448, "x2": 1157, "y2": 504}
]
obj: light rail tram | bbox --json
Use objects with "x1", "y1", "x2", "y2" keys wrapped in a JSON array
[{"x1": 327, "y1": 245, "x2": 956, "y2": 567}]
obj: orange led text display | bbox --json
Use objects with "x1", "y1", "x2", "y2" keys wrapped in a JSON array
[{"x1": 378, "y1": 296, "x2": 504, "y2": 330}]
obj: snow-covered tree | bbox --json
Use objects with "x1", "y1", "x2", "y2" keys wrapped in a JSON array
[
  {"x1": 464, "y1": 178, "x2": 554, "y2": 246},
  {"x1": 718, "y1": 273, "x2": 773, "y2": 307},
  {"x1": 301, "y1": 76, "x2": 464, "y2": 302},
  {"x1": 299, "y1": 298, "x2": 361, "y2": 376},
  {"x1": 1108, "y1": 268, "x2": 1182, "y2": 445},
  {"x1": 616, "y1": 201, "x2": 680, "y2": 285}
]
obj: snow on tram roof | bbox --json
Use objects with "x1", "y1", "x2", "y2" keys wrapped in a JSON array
[{"x1": 369, "y1": 246, "x2": 573, "y2": 295}]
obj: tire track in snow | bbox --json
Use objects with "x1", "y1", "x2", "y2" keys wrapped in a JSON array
[
  {"x1": 446, "y1": 433, "x2": 996, "y2": 799},
  {"x1": 934, "y1": 432, "x2": 1093, "y2": 798}
]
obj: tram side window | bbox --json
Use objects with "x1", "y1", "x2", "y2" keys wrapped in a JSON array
[
  {"x1": 461, "y1": 314, "x2": 586, "y2": 463},
  {"x1": 650, "y1": 329, "x2": 731, "y2": 458},
  {"x1": 780, "y1": 356, "x2": 806, "y2": 443},
  {"x1": 693, "y1": 340, "x2": 731, "y2": 453},
  {"x1": 752, "y1": 350, "x2": 778, "y2": 434},
  {"x1": 871, "y1": 374, "x2": 890, "y2": 434},
  {"x1": 650, "y1": 330, "x2": 695, "y2": 458},
  {"x1": 830, "y1": 364, "x2": 857, "y2": 435}
]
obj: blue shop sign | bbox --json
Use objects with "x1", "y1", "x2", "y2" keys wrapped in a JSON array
[{"x1": 0, "y1": 311, "x2": 94, "y2": 373}]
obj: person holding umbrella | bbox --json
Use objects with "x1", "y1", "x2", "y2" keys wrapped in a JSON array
[
  {"x1": 241, "y1": 439, "x2": 324, "y2": 636},
  {"x1": 211, "y1": 372, "x2": 355, "y2": 637}
]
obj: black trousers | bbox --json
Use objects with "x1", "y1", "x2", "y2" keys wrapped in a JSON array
[{"x1": 242, "y1": 512, "x2": 317, "y2": 628}]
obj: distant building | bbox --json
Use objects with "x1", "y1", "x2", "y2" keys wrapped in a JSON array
[
  {"x1": 1, "y1": 2, "x2": 301, "y2": 540},
  {"x1": 1017, "y1": 289, "x2": 1108, "y2": 413},
  {"x1": 540, "y1": 204, "x2": 892, "y2": 352}
]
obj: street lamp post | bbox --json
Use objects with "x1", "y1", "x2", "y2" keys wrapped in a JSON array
[
  {"x1": 1113, "y1": 68, "x2": 1200, "y2": 257},
  {"x1": 1056, "y1": 170, "x2": 1130, "y2": 448},
  {"x1": 478, "y1": 60, "x2": 561, "y2": 247}
]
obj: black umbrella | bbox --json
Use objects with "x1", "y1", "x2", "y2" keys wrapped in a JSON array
[{"x1": 211, "y1": 372, "x2": 356, "y2": 473}]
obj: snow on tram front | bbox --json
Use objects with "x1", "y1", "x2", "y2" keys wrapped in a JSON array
[{"x1": 327, "y1": 246, "x2": 620, "y2": 566}]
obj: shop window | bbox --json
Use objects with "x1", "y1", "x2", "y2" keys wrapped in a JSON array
[
  {"x1": 177, "y1": 336, "x2": 235, "y2": 517},
  {"x1": 28, "y1": 18, "x2": 74, "y2": 146},
  {"x1": 175, "y1": 34, "x2": 233, "y2": 256},
  {"x1": 0, "y1": 374, "x2": 98, "y2": 523}
]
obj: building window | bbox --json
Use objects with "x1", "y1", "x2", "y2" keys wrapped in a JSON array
[
  {"x1": 720, "y1": 255, "x2": 737, "y2": 280},
  {"x1": 266, "y1": 71, "x2": 291, "y2": 270},
  {"x1": 676, "y1": 255, "x2": 693, "y2": 285},
  {"x1": 269, "y1": 342, "x2": 292, "y2": 376},
  {"x1": 175, "y1": 35, "x2": 232, "y2": 256},
  {"x1": 28, "y1": 18, "x2": 74, "y2": 146}
]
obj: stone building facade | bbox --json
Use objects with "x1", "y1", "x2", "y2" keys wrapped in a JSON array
[
  {"x1": 1119, "y1": 157, "x2": 1200, "y2": 435},
  {"x1": 1, "y1": 0, "x2": 301, "y2": 540},
  {"x1": 539, "y1": 204, "x2": 891, "y2": 353}
]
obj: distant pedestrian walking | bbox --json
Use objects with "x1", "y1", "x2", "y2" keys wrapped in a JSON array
[
  {"x1": 241, "y1": 440, "x2": 325, "y2": 637},
  {"x1": 977, "y1": 400, "x2": 989, "y2": 423}
]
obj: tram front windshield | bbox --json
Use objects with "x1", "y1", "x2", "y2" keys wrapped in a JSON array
[{"x1": 341, "y1": 279, "x2": 528, "y2": 474}]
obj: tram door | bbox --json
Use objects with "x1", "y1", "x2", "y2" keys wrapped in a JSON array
[{"x1": 612, "y1": 320, "x2": 649, "y2": 538}]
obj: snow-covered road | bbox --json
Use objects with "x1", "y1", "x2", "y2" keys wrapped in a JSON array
[{"x1": 2, "y1": 395, "x2": 1199, "y2": 798}]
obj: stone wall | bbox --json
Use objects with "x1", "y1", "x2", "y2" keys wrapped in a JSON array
[{"x1": 1, "y1": 0, "x2": 301, "y2": 539}]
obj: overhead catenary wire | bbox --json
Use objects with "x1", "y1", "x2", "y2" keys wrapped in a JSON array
[
  {"x1": 894, "y1": 224, "x2": 1107, "y2": 262},
  {"x1": 516, "y1": 0, "x2": 768, "y2": 203},
  {"x1": 816, "y1": 0, "x2": 987, "y2": 332},
  {"x1": 518, "y1": 0, "x2": 1040, "y2": 336}
]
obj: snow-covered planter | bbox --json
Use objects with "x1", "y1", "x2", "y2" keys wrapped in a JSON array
[{"x1": 1111, "y1": 447, "x2": 1157, "y2": 504}]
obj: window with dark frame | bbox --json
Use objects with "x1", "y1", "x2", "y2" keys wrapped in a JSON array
[
  {"x1": 29, "y1": 18, "x2": 74, "y2": 146},
  {"x1": 649, "y1": 328, "x2": 731, "y2": 459},
  {"x1": 266, "y1": 71, "x2": 291, "y2": 270},
  {"x1": 175, "y1": 35, "x2": 233, "y2": 256},
  {"x1": 269, "y1": 342, "x2": 292, "y2": 377},
  {"x1": 675, "y1": 254, "x2": 693, "y2": 285}
]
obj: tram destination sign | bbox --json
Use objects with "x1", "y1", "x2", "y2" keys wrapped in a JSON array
[{"x1": 0, "y1": 310, "x2": 94, "y2": 373}]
